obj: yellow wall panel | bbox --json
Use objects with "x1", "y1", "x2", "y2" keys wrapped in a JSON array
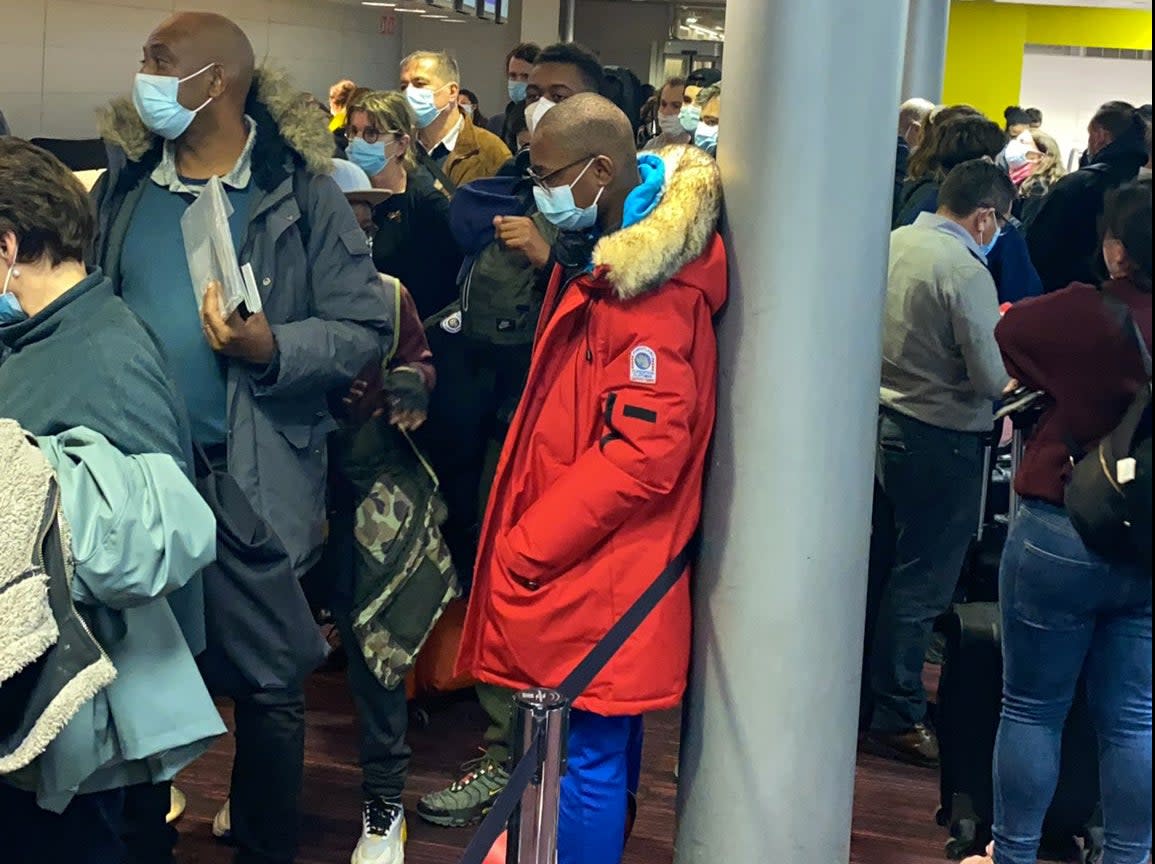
[{"x1": 943, "y1": 1, "x2": 1153, "y2": 121}]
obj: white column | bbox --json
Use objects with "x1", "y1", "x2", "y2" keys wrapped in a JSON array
[
  {"x1": 673, "y1": 0, "x2": 908, "y2": 862},
  {"x1": 520, "y1": 0, "x2": 562, "y2": 46},
  {"x1": 902, "y1": 0, "x2": 951, "y2": 102}
]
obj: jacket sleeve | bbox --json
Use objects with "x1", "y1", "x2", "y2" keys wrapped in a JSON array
[
  {"x1": 35, "y1": 427, "x2": 216, "y2": 610},
  {"x1": 391, "y1": 283, "x2": 436, "y2": 390},
  {"x1": 497, "y1": 294, "x2": 704, "y2": 586},
  {"x1": 950, "y1": 267, "x2": 1011, "y2": 401},
  {"x1": 256, "y1": 173, "x2": 391, "y2": 398}
]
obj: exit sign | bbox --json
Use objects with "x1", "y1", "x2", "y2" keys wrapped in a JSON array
[{"x1": 379, "y1": 13, "x2": 397, "y2": 35}]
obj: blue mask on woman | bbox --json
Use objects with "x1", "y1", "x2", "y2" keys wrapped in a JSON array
[
  {"x1": 348, "y1": 137, "x2": 389, "y2": 178},
  {"x1": 694, "y1": 122, "x2": 719, "y2": 151},
  {"x1": 132, "y1": 63, "x2": 215, "y2": 140}
]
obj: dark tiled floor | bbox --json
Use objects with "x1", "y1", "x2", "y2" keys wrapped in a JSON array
[{"x1": 171, "y1": 665, "x2": 973, "y2": 864}]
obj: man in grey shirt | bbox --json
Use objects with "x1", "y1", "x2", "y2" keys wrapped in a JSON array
[{"x1": 864, "y1": 159, "x2": 1013, "y2": 768}]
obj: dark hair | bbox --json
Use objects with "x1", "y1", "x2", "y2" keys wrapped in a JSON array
[
  {"x1": 937, "y1": 116, "x2": 1006, "y2": 173},
  {"x1": 687, "y1": 68, "x2": 722, "y2": 88},
  {"x1": 1139, "y1": 104, "x2": 1154, "y2": 124},
  {"x1": 1004, "y1": 105, "x2": 1032, "y2": 130},
  {"x1": 536, "y1": 42, "x2": 605, "y2": 93},
  {"x1": 907, "y1": 104, "x2": 982, "y2": 180},
  {"x1": 1102, "y1": 179, "x2": 1153, "y2": 288},
  {"x1": 0, "y1": 137, "x2": 94, "y2": 267},
  {"x1": 661, "y1": 76, "x2": 687, "y2": 95},
  {"x1": 1092, "y1": 101, "x2": 1141, "y2": 140},
  {"x1": 459, "y1": 88, "x2": 486, "y2": 127},
  {"x1": 939, "y1": 158, "x2": 1016, "y2": 219},
  {"x1": 506, "y1": 42, "x2": 540, "y2": 68},
  {"x1": 1025, "y1": 107, "x2": 1043, "y2": 126}
]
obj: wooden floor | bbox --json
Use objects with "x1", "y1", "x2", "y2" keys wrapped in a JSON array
[{"x1": 169, "y1": 667, "x2": 994, "y2": 864}]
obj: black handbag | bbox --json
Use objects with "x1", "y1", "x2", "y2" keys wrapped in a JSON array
[
  {"x1": 1064, "y1": 302, "x2": 1152, "y2": 572},
  {"x1": 194, "y1": 446, "x2": 328, "y2": 696}
]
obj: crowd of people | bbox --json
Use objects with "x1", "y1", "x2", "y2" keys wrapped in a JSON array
[{"x1": 0, "y1": 8, "x2": 1150, "y2": 864}]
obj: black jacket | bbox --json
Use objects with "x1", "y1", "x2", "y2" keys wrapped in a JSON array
[
  {"x1": 371, "y1": 166, "x2": 462, "y2": 320},
  {"x1": 1025, "y1": 122, "x2": 1147, "y2": 292}
]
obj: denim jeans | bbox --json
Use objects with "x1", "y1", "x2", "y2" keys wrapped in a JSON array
[
  {"x1": 993, "y1": 500, "x2": 1152, "y2": 864},
  {"x1": 871, "y1": 409, "x2": 985, "y2": 733},
  {"x1": 558, "y1": 711, "x2": 645, "y2": 864}
]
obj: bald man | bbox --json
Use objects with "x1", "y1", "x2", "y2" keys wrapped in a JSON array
[
  {"x1": 896, "y1": 98, "x2": 935, "y2": 219},
  {"x1": 92, "y1": 12, "x2": 394, "y2": 864},
  {"x1": 457, "y1": 94, "x2": 727, "y2": 864}
]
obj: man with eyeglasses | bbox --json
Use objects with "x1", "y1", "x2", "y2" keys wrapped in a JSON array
[
  {"x1": 863, "y1": 159, "x2": 1014, "y2": 769},
  {"x1": 457, "y1": 93, "x2": 726, "y2": 864}
]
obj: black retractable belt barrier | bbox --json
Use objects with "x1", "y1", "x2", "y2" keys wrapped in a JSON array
[{"x1": 455, "y1": 535, "x2": 699, "y2": 864}]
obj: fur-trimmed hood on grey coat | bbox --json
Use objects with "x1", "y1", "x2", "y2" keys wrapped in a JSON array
[{"x1": 98, "y1": 66, "x2": 334, "y2": 190}]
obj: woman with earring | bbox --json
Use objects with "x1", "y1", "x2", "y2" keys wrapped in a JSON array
[
  {"x1": 344, "y1": 89, "x2": 461, "y2": 320},
  {"x1": 964, "y1": 179, "x2": 1153, "y2": 864}
]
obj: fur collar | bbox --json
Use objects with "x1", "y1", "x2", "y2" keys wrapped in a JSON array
[
  {"x1": 593, "y1": 145, "x2": 722, "y2": 301},
  {"x1": 97, "y1": 67, "x2": 334, "y2": 188}
]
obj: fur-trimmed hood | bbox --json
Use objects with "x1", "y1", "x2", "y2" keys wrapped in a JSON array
[
  {"x1": 592, "y1": 144, "x2": 724, "y2": 306},
  {"x1": 98, "y1": 66, "x2": 334, "y2": 188}
]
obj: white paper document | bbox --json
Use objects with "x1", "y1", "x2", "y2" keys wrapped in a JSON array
[{"x1": 180, "y1": 176, "x2": 263, "y2": 318}]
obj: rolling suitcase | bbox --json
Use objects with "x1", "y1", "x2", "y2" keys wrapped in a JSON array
[{"x1": 936, "y1": 391, "x2": 1104, "y2": 861}]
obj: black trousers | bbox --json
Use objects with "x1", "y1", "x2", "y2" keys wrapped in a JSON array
[{"x1": 229, "y1": 686, "x2": 306, "y2": 864}]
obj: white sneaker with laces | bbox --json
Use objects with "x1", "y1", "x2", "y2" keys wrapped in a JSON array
[
  {"x1": 352, "y1": 798, "x2": 406, "y2": 864},
  {"x1": 212, "y1": 799, "x2": 231, "y2": 840}
]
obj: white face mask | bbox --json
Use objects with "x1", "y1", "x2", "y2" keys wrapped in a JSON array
[
  {"x1": 658, "y1": 113, "x2": 684, "y2": 137},
  {"x1": 526, "y1": 98, "x2": 557, "y2": 137}
]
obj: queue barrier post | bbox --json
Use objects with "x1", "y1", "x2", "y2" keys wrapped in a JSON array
[{"x1": 506, "y1": 689, "x2": 569, "y2": 864}]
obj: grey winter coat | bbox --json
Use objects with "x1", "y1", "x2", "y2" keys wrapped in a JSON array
[{"x1": 91, "y1": 69, "x2": 396, "y2": 574}]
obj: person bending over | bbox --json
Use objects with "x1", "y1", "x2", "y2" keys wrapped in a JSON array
[{"x1": 864, "y1": 160, "x2": 1014, "y2": 769}]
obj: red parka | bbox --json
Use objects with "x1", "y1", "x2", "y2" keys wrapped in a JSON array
[{"x1": 457, "y1": 145, "x2": 727, "y2": 715}]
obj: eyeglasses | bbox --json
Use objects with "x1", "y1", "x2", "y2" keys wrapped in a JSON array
[
  {"x1": 526, "y1": 155, "x2": 597, "y2": 190},
  {"x1": 347, "y1": 126, "x2": 403, "y2": 145},
  {"x1": 981, "y1": 204, "x2": 1012, "y2": 232}
]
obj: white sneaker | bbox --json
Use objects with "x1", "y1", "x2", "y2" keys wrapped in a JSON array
[
  {"x1": 351, "y1": 798, "x2": 406, "y2": 864},
  {"x1": 212, "y1": 799, "x2": 231, "y2": 840}
]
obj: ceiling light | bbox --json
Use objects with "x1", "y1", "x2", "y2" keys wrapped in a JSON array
[
  {"x1": 393, "y1": 6, "x2": 426, "y2": 11},
  {"x1": 361, "y1": 1, "x2": 396, "y2": 5},
  {"x1": 685, "y1": 16, "x2": 698, "y2": 23}
]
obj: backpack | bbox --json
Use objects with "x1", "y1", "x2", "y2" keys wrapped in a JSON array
[
  {"x1": 602, "y1": 66, "x2": 646, "y2": 132},
  {"x1": 449, "y1": 175, "x2": 559, "y2": 347},
  {"x1": 1064, "y1": 299, "x2": 1152, "y2": 571}
]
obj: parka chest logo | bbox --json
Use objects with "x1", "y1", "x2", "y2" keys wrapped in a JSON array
[{"x1": 629, "y1": 346, "x2": 657, "y2": 384}]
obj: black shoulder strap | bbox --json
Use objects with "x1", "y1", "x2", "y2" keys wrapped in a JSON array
[{"x1": 417, "y1": 148, "x2": 458, "y2": 197}]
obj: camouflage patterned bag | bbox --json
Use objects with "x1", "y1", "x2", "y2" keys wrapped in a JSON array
[{"x1": 342, "y1": 416, "x2": 460, "y2": 690}]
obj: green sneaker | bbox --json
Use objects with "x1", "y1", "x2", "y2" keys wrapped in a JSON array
[{"x1": 417, "y1": 756, "x2": 510, "y2": 828}]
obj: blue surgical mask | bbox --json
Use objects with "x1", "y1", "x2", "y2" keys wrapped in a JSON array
[
  {"x1": 348, "y1": 137, "x2": 389, "y2": 178},
  {"x1": 406, "y1": 84, "x2": 452, "y2": 129},
  {"x1": 533, "y1": 158, "x2": 605, "y2": 232},
  {"x1": 694, "y1": 122, "x2": 719, "y2": 151},
  {"x1": 133, "y1": 63, "x2": 215, "y2": 140},
  {"x1": 0, "y1": 244, "x2": 27, "y2": 325},
  {"x1": 979, "y1": 224, "x2": 1003, "y2": 258},
  {"x1": 679, "y1": 105, "x2": 701, "y2": 133},
  {"x1": 508, "y1": 80, "x2": 529, "y2": 104}
]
